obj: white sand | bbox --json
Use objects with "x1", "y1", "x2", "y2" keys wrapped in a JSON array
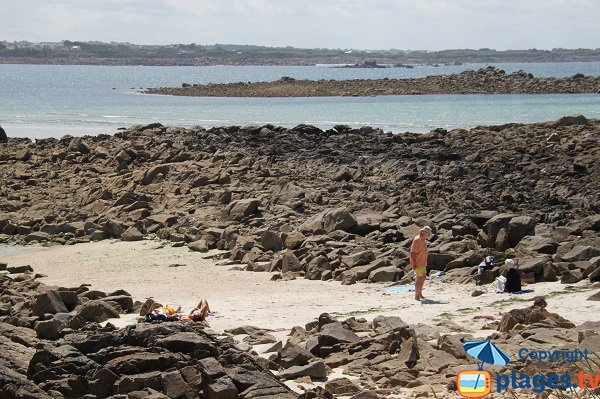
[{"x1": 3, "y1": 239, "x2": 599, "y2": 333}]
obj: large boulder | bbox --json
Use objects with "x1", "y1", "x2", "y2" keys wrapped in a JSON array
[
  {"x1": 259, "y1": 230, "x2": 282, "y2": 252},
  {"x1": 34, "y1": 313, "x2": 71, "y2": 340},
  {"x1": 324, "y1": 378, "x2": 361, "y2": 395},
  {"x1": 589, "y1": 264, "x2": 600, "y2": 282},
  {"x1": 306, "y1": 256, "x2": 331, "y2": 280},
  {"x1": 226, "y1": 198, "x2": 262, "y2": 221},
  {"x1": 121, "y1": 226, "x2": 143, "y2": 241},
  {"x1": 318, "y1": 324, "x2": 360, "y2": 347},
  {"x1": 0, "y1": 125, "x2": 7, "y2": 143},
  {"x1": 340, "y1": 259, "x2": 387, "y2": 285},
  {"x1": 278, "y1": 361, "x2": 327, "y2": 380},
  {"x1": 275, "y1": 341, "x2": 314, "y2": 368},
  {"x1": 188, "y1": 239, "x2": 208, "y2": 252},
  {"x1": 498, "y1": 304, "x2": 575, "y2": 332},
  {"x1": 322, "y1": 208, "x2": 357, "y2": 233},
  {"x1": 76, "y1": 300, "x2": 120, "y2": 322},
  {"x1": 32, "y1": 290, "x2": 68, "y2": 316},
  {"x1": 141, "y1": 165, "x2": 170, "y2": 185},
  {"x1": 481, "y1": 213, "x2": 514, "y2": 249},
  {"x1": 281, "y1": 250, "x2": 303, "y2": 273},
  {"x1": 368, "y1": 266, "x2": 397, "y2": 283},
  {"x1": 341, "y1": 250, "x2": 375, "y2": 268},
  {"x1": 516, "y1": 235, "x2": 558, "y2": 255},
  {"x1": 353, "y1": 209, "x2": 389, "y2": 235},
  {"x1": 66, "y1": 137, "x2": 90, "y2": 154},
  {"x1": 507, "y1": 216, "x2": 537, "y2": 247},
  {"x1": 300, "y1": 208, "x2": 357, "y2": 234},
  {"x1": 560, "y1": 246, "x2": 600, "y2": 262}
]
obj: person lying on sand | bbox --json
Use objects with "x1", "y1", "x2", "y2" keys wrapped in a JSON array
[
  {"x1": 146, "y1": 303, "x2": 182, "y2": 321},
  {"x1": 182, "y1": 298, "x2": 211, "y2": 322}
]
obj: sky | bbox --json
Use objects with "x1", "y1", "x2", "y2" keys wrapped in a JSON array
[{"x1": 1, "y1": 0, "x2": 599, "y2": 50}]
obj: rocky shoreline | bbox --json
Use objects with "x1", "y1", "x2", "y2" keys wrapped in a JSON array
[
  {"x1": 1, "y1": 116, "x2": 599, "y2": 288},
  {"x1": 1, "y1": 116, "x2": 600, "y2": 398},
  {"x1": 1, "y1": 263, "x2": 598, "y2": 398},
  {"x1": 144, "y1": 67, "x2": 600, "y2": 97}
]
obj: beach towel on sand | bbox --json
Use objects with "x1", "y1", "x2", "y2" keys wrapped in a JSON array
[{"x1": 384, "y1": 284, "x2": 415, "y2": 293}]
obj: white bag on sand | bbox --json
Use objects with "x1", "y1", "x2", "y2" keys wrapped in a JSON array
[{"x1": 490, "y1": 276, "x2": 506, "y2": 293}]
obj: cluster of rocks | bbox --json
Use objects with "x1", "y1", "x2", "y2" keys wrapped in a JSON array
[
  {"x1": 0, "y1": 117, "x2": 599, "y2": 287},
  {"x1": 238, "y1": 299, "x2": 600, "y2": 397},
  {"x1": 3, "y1": 261, "x2": 596, "y2": 398},
  {"x1": 0, "y1": 264, "x2": 296, "y2": 399},
  {"x1": 144, "y1": 67, "x2": 600, "y2": 97}
]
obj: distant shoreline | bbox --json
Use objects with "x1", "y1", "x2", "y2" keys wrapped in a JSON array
[{"x1": 143, "y1": 67, "x2": 600, "y2": 97}]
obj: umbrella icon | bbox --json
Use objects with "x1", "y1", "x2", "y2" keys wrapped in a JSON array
[{"x1": 464, "y1": 340, "x2": 511, "y2": 370}]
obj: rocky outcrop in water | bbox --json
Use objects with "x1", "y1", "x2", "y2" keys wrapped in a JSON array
[
  {"x1": 0, "y1": 117, "x2": 599, "y2": 286},
  {"x1": 144, "y1": 67, "x2": 600, "y2": 97}
]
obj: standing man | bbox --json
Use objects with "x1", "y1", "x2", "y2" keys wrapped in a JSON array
[{"x1": 410, "y1": 226, "x2": 433, "y2": 301}]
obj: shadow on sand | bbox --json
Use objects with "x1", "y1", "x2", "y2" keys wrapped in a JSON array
[{"x1": 420, "y1": 298, "x2": 448, "y2": 305}]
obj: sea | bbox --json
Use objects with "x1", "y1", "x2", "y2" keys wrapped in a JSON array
[{"x1": 1, "y1": 62, "x2": 599, "y2": 139}]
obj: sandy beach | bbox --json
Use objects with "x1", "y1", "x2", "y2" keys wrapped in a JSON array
[{"x1": 3, "y1": 239, "x2": 597, "y2": 334}]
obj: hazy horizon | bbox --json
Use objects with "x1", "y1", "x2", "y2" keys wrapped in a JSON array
[{"x1": 0, "y1": 0, "x2": 599, "y2": 51}]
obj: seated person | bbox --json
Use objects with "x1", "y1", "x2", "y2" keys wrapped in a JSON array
[
  {"x1": 504, "y1": 259, "x2": 522, "y2": 293},
  {"x1": 477, "y1": 254, "x2": 495, "y2": 275},
  {"x1": 183, "y1": 298, "x2": 210, "y2": 322}
]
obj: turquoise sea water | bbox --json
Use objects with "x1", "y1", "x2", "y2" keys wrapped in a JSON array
[{"x1": 0, "y1": 62, "x2": 599, "y2": 138}]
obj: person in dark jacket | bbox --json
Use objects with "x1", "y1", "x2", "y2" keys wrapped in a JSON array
[{"x1": 504, "y1": 259, "x2": 522, "y2": 293}]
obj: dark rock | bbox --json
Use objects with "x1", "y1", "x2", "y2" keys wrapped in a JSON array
[
  {"x1": 318, "y1": 324, "x2": 360, "y2": 346},
  {"x1": 155, "y1": 332, "x2": 218, "y2": 356},
  {"x1": 587, "y1": 291, "x2": 600, "y2": 301},
  {"x1": 32, "y1": 290, "x2": 68, "y2": 316},
  {"x1": 507, "y1": 216, "x2": 536, "y2": 247},
  {"x1": 34, "y1": 313, "x2": 71, "y2": 339},
  {"x1": 279, "y1": 361, "x2": 327, "y2": 380},
  {"x1": 306, "y1": 256, "x2": 331, "y2": 280},
  {"x1": 0, "y1": 125, "x2": 7, "y2": 143},
  {"x1": 324, "y1": 377, "x2": 361, "y2": 395},
  {"x1": 188, "y1": 239, "x2": 209, "y2": 252},
  {"x1": 281, "y1": 250, "x2": 303, "y2": 273},
  {"x1": 114, "y1": 371, "x2": 163, "y2": 394},
  {"x1": 226, "y1": 198, "x2": 262, "y2": 221},
  {"x1": 206, "y1": 376, "x2": 238, "y2": 399},
  {"x1": 275, "y1": 341, "x2": 314, "y2": 368},
  {"x1": 67, "y1": 137, "x2": 90, "y2": 154},
  {"x1": 561, "y1": 246, "x2": 600, "y2": 262},
  {"x1": 259, "y1": 230, "x2": 282, "y2": 252},
  {"x1": 122, "y1": 226, "x2": 144, "y2": 241},
  {"x1": 498, "y1": 304, "x2": 575, "y2": 332},
  {"x1": 341, "y1": 250, "x2": 375, "y2": 268},
  {"x1": 76, "y1": 300, "x2": 120, "y2": 322},
  {"x1": 368, "y1": 266, "x2": 397, "y2": 282},
  {"x1": 102, "y1": 295, "x2": 134, "y2": 313},
  {"x1": 561, "y1": 269, "x2": 583, "y2": 284}
]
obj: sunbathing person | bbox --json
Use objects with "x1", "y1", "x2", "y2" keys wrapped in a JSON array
[
  {"x1": 183, "y1": 298, "x2": 211, "y2": 322},
  {"x1": 146, "y1": 303, "x2": 182, "y2": 321}
]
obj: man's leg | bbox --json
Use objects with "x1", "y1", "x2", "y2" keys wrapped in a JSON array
[{"x1": 416, "y1": 275, "x2": 426, "y2": 300}]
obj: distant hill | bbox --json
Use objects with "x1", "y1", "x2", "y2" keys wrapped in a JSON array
[{"x1": 1, "y1": 40, "x2": 599, "y2": 65}]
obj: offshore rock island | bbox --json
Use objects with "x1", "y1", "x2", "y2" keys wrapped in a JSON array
[{"x1": 144, "y1": 67, "x2": 600, "y2": 97}]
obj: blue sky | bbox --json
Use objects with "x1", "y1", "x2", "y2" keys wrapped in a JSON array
[{"x1": 1, "y1": 0, "x2": 599, "y2": 49}]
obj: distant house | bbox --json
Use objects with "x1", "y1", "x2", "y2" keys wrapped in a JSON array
[{"x1": 71, "y1": 46, "x2": 80, "y2": 50}]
